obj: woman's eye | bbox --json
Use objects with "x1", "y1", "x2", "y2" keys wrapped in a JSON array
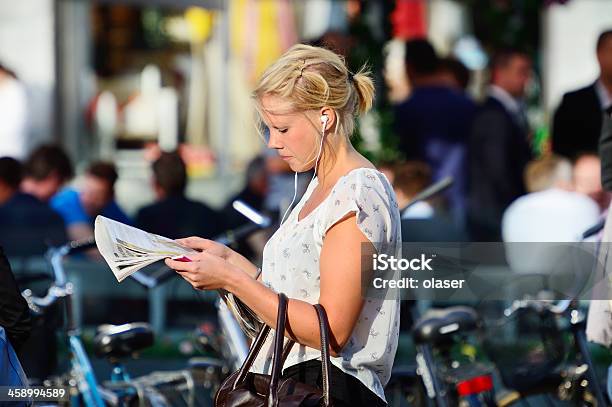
[{"x1": 279, "y1": 128, "x2": 288, "y2": 134}]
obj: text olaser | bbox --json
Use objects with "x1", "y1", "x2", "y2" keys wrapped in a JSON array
[{"x1": 372, "y1": 277, "x2": 465, "y2": 289}]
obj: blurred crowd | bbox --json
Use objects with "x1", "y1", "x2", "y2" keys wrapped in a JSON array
[{"x1": 1, "y1": 29, "x2": 612, "y2": 263}]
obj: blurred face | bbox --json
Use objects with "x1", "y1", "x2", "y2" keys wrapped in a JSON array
[
  {"x1": 80, "y1": 175, "x2": 113, "y2": 216},
  {"x1": 36, "y1": 175, "x2": 64, "y2": 202},
  {"x1": 260, "y1": 94, "x2": 324, "y2": 173},
  {"x1": 574, "y1": 155, "x2": 601, "y2": 195},
  {"x1": 573, "y1": 155, "x2": 611, "y2": 210},
  {"x1": 494, "y1": 55, "x2": 531, "y2": 98},
  {"x1": 597, "y1": 36, "x2": 612, "y2": 82}
]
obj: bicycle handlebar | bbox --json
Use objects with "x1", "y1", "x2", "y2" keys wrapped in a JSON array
[
  {"x1": 400, "y1": 176, "x2": 453, "y2": 212},
  {"x1": 504, "y1": 298, "x2": 572, "y2": 318},
  {"x1": 581, "y1": 219, "x2": 605, "y2": 240},
  {"x1": 66, "y1": 237, "x2": 97, "y2": 254},
  {"x1": 22, "y1": 285, "x2": 73, "y2": 314},
  {"x1": 22, "y1": 238, "x2": 91, "y2": 313}
]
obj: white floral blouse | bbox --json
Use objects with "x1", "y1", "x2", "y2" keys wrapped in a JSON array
[{"x1": 251, "y1": 167, "x2": 402, "y2": 402}]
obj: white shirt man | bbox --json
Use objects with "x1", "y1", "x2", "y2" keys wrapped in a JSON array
[{"x1": 502, "y1": 156, "x2": 600, "y2": 275}]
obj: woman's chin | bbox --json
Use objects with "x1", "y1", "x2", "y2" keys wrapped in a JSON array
[{"x1": 289, "y1": 162, "x2": 314, "y2": 173}]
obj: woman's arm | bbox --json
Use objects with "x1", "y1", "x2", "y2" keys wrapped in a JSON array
[
  {"x1": 229, "y1": 213, "x2": 367, "y2": 355},
  {"x1": 167, "y1": 213, "x2": 369, "y2": 356}
]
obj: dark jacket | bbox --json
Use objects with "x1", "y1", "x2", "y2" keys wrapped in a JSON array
[
  {"x1": 468, "y1": 96, "x2": 532, "y2": 241},
  {"x1": 135, "y1": 195, "x2": 225, "y2": 240},
  {"x1": 0, "y1": 246, "x2": 31, "y2": 351},
  {"x1": 552, "y1": 82, "x2": 603, "y2": 159},
  {"x1": 394, "y1": 85, "x2": 476, "y2": 221},
  {"x1": 600, "y1": 106, "x2": 612, "y2": 191},
  {"x1": 0, "y1": 192, "x2": 68, "y2": 257}
]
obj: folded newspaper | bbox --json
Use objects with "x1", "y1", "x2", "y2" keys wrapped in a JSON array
[
  {"x1": 94, "y1": 215, "x2": 263, "y2": 337},
  {"x1": 94, "y1": 215, "x2": 198, "y2": 282}
]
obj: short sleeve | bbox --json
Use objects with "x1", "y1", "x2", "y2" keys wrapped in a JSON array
[{"x1": 318, "y1": 169, "x2": 397, "y2": 254}]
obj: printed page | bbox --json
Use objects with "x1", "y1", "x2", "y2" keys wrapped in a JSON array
[{"x1": 95, "y1": 215, "x2": 196, "y2": 282}]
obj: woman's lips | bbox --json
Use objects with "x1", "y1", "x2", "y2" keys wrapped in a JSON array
[{"x1": 280, "y1": 155, "x2": 292, "y2": 161}]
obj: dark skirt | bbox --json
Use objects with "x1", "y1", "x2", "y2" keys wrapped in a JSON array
[{"x1": 281, "y1": 359, "x2": 387, "y2": 406}]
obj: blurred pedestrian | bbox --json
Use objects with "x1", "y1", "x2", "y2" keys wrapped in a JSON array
[
  {"x1": 552, "y1": 29, "x2": 612, "y2": 159},
  {"x1": 394, "y1": 160, "x2": 468, "y2": 242},
  {"x1": 502, "y1": 155, "x2": 599, "y2": 243},
  {"x1": 0, "y1": 245, "x2": 31, "y2": 392},
  {"x1": 20, "y1": 144, "x2": 73, "y2": 203},
  {"x1": 438, "y1": 56, "x2": 471, "y2": 91},
  {"x1": 468, "y1": 47, "x2": 533, "y2": 241},
  {"x1": 393, "y1": 161, "x2": 434, "y2": 219},
  {"x1": 0, "y1": 245, "x2": 31, "y2": 352},
  {"x1": 0, "y1": 157, "x2": 66, "y2": 256},
  {"x1": 0, "y1": 62, "x2": 28, "y2": 159},
  {"x1": 394, "y1": 38, "x2": 476, "y2": 227},
  {"x1": 51, "y1": 161, "x2": 130, "y2": 241},
  {"x1": 135, "y1": 151, "x2": 224, "y2": 239}
]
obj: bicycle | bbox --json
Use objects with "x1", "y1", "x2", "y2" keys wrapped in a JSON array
[
  {"x1": 484, "y1": 298, "x2": 608, "y2": 407},
  {"x1": 22, "y1": 239, "x2": 217, "y2": 406},
  {"x1": 481, "y1": 221, "x2": 609, "y2": 407}
]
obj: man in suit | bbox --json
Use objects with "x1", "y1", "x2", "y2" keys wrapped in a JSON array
[
  {"x1": 394, "y1": 39, "x2": 476, "y2": 227},
  {"x1": 468, "y1": 48, "x2": 533, "y2": 241},
  {"x1": 601, "y1": 105, "x2": 612, "y2": 191},
  {"x1": 552, "y1": 29, "x2": 612, "y2": 159}
]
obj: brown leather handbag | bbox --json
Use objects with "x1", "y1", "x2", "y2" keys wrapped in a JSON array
[{"x1": 215, "y1": 292, "x2": 332, "y2": 407}]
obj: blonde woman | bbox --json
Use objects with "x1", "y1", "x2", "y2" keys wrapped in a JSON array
[{"x1": 165, "y1": 44, "x2": 401, "y2": 406}]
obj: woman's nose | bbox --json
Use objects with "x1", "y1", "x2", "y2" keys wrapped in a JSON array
[{"x1": 267, "y1": 131, "x2": 283, "y2": 149}]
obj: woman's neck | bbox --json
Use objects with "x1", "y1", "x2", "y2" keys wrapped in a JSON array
[{"x1": 315, "y1": 136, "x2": 364, "y2": 190}]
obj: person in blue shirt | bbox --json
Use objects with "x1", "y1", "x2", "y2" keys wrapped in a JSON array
[{"x1": 51, "y1": 161, "x2": 130, "y2": 242}]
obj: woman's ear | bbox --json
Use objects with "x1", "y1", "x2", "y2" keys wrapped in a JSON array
[{"x1": 319, "y1": 107, "x2": 336, "y2": 131}]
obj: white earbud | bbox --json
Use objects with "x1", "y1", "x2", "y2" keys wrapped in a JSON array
[{"x1": 320, "y1": 114, "x2": 328, "y2": 127}]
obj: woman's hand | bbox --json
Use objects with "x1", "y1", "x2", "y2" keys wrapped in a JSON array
[
  {"x1": 175, "y1": 236, "x2": 260, "y2": 279},
  {"x1": 176, "y1": 236, "x2": 232, "y2": 261},
  {"x1": 165, "y1": 250, "x2": 241, "y2": 291}
]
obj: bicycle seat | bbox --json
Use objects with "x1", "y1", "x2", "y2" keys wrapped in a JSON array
[
  {"x1": 412, "y1": 306, "x2": 480, "y2": 345},
  {"x1": 93, "y1": 322, "x2": 154, "y2": 359}
]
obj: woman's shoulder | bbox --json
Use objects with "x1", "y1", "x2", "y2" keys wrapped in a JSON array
[
  {"x1": 324, "y1": 166, "x2": 399, "y2": 220},
  {"x1": 332, "y1": 166, "x2": 394, "y2": 197},
  {"x1": 319, "y1": 165, "x2": 400, "y2": 250}
]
